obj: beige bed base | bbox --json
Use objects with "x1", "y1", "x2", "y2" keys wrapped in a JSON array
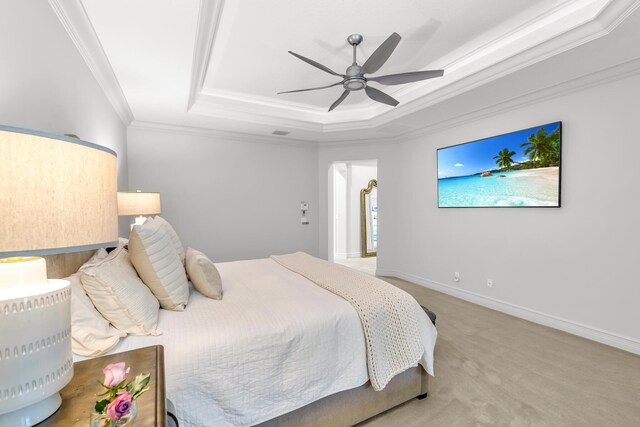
[
  {"x1": 48, "y1": 251, "x2": 431, "y2": 427},
  {"x1": 257, "y1": 366, "x2": 429, "y2": 427}
]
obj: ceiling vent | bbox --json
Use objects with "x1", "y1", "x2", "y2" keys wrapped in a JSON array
[{"x1": 272, "y1": 130, "x2": 290, "y2": 136}]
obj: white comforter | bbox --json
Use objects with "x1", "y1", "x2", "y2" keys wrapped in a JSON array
[{"x1": 80, "y1": 258, "x2": 437, "y2": 426}]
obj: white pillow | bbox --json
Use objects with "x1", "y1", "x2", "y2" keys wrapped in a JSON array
[
  {"x1": 81, "y1": 247, "x2": 160, "y2": 336},
  {"x1": 117, "y1": 237, "x2": 129, "y2": 248},
  {"x1": 78, "y1": 248, "x2": 109, "y2": 272},
  {"x1": 152, "y1": 216, "x2": 185, "y2": 265},
  {"x1": 68, "y1": 272, "x2": 125, "y2": 356},
  {"x1": 185, "y1": 247, "x2": 223, "y2": 300},
  {"x1": 129, "y1": 219, "x2": 189, "y2": 311}
]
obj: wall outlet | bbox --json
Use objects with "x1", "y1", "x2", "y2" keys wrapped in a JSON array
[
  {"x1": 487, "y1": 279, "x2": 493, "y2": 288},
  {"x1": 454, "y1": 272, "x2": 460, "y2": 282}
]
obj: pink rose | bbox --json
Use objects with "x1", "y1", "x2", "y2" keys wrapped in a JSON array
[
  {"x1": 106, "y1": 391, "x2": 132, "y2": 420},
  {"x1": 102, "y1": 362, "x2": 129, "y2": 387}
]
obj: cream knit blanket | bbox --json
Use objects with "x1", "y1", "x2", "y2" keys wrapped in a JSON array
[{"x1": 271, "y1": 252, "x2": 424, "y2": 391}]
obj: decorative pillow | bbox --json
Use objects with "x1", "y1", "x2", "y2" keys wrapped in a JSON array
[
  {"x1": 117, "y1": 237, "x2": 129, "y2": 248},
  {"x1": 129, "y1": 219, "x2": 189, "y2": 310},
  {"x1": 152, "y1": 216, "x2": 185, "y2": 265},
  {"x1": 80, "y1": 247, "x2": 160, "y2": 336},
  {"x1": 68, "y1": 272, "x2": 125, "y2": 356},
  {"x1": 77, "y1": 248, "x2": 109, "y2": 272},
  {"x1": 185, "y1": 247, "x2": 223, "y2": 300}
]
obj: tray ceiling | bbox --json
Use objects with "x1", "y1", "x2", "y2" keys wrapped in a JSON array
[{"x1": 51, "y1": 0, "x2": 640, "y2": 142}]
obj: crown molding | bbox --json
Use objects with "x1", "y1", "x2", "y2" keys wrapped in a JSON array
[
  {"x1": 190, "y1": 0, "x2": 640, "y2": 134},
  {"x1": 187, "y1": 0, "x2": 225, "y2": 111},
  {"x1": 319, "y1": 55, "x2": 640, "y2": 147},
  {"x1": 132, "y1": 55, "x2": 640, "y2": 150},
  {"x1": 190, "y1": 89, "x2": 326, "y2": 132},
  {"x1": 391, "y1": 0, "x2": 640, "y2": 108},
  {"x1": 128, "y1": 120, "x2": 319, "y2": 148},
  {"x1": 49, "y1": 0, "x2": 134, "y2": 126},
  {"x1": 397, "y1": 55, "x2": 640, "y2": 142}
]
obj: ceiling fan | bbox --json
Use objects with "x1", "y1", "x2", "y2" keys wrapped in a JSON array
[{"x1": 278, "y1": 32, "x2": 444, "y2": 111}]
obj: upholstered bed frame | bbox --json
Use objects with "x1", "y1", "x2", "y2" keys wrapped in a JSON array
[
  {"x1": 47, "y1": 251, "x2": 430, "y2": 426},
  {"x1": 258, "y1": 367, "x2": 429, "y2": 427}
]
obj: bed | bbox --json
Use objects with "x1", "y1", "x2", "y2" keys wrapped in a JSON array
[{"x1": 52, "y1": 248, "x2": 437, "y2": 427}]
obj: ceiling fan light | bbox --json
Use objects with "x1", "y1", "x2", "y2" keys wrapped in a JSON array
[{"x1": 344, "y1": 78, "x2": 366, "y2": 91}]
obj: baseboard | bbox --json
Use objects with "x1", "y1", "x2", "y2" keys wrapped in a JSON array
[{"x1": 376, "y1": 269, "x2": 640, "y2": 355}]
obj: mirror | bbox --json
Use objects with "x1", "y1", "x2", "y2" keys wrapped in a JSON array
[{"x1": 360, "y1": 179, "x2": 378, "y2": 257}]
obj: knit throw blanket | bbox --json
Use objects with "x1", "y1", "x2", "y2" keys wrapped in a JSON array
[{"x1": 271, "y1": 252, "x2": 424, "y2": 391}]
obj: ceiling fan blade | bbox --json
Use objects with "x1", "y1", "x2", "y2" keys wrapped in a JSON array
[
  {"x1": 278, "y1": 81, "x2": 343, "y2": 95},
  {"x1": 364, "y1": 86, "x2": 399, "y2": 107},
  {"x1": 288, "y1": 51, "x2": 345, "y2": 77},
  {"x1": 362, "y1": 32, "x2": 401, "y2": 75},
  {"x1": 368, "y1": 70, "x2": 444, "y2": 85},
  {"x1": 329, "y1": 90, "x2": 350, "y2": 112}
]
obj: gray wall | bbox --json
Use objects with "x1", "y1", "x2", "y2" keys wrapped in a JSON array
[
  {"x1": 0, "y1": 0, "x2": 129, "y2": 236},
  {"x1": 127, "y1": 126, "x2": 319, "y2": 262},
  {"x1": 319, "y1": 71, "x2": 640, "y2": 353}
]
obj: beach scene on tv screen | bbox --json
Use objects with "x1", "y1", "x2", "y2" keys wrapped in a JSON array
[{"x1": 437, "y1": 122, "x2": 561, "y2": 207}]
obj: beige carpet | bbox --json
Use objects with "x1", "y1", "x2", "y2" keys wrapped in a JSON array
[
  {"x1": 355, "y1": 277, "x2": 640, "y2": 427},
  {"x1": 334, "y1": 256, "x2": 376, "y2": 276}
]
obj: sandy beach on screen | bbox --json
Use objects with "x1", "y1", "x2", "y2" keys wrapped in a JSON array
[{"x1": 509, "y1": 166, "x2": 559, "y2": 180}]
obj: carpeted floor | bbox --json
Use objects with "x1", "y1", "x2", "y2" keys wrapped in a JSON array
[
  {"x1": 334, "y1": 256, "x2": 376, "y2": 275},
  {"x1": 354, "y1": 276, "x2": 640, "y2": 427}
]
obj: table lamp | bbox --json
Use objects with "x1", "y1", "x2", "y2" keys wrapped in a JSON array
[
  {"x1": 117, "y1": 191, "x2": 161, "y2": 228},
  {"x1": 0, "y1": 125, "x2": 118, "y2": 426}
]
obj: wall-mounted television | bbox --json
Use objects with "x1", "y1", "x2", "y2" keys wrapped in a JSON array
[{"x1": 437, "y1": 122, "x2": 561, "y2": 208}]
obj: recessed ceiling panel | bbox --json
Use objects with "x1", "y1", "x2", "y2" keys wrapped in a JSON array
[{"x1": 202, "y1": 0, "x2": 546, "y2": 108}]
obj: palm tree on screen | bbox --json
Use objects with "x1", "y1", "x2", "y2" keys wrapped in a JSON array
[
  {"x1": 521, "y1": 128, "x2": 559, "y2": 166},
  {"x1": 494, "y1": 148, "x2": 516, "y2": 170}
]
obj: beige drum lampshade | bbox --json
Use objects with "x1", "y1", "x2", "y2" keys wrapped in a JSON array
[
  {"x1": 0, "y1": 126, "x2": 118, "y2": 256},
  {"x1": 117, "y1": 191, "x2": 161, "y2": 216}
]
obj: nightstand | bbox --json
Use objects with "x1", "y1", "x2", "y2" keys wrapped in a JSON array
[{"x1": 40, "y1": 345, "x2": 166, "y2": 427}]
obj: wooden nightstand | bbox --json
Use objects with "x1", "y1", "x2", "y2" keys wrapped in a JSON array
[{"x1": 40, "y1": 345, "x2": 166, "y2": 427}]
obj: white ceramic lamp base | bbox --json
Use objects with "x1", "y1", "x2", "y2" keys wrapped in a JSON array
[
  {"x1": 0, "y1": 257, "x2": 73, "y2": 427},
  {"x1": 0, "y1": 394, "x2": 62, "y2": 427}
]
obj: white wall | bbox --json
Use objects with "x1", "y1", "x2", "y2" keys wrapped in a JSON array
[
  {"x1": 319, "y1": 71, "x2": 640, "y2": 353},
  {"x1": 0, "y1": 1, "x2": 129, "y2": 236},
  {"x1": 332, "y1": 164, "x2": 348, "y2": 259},
  {"x1": 127, "y1": 125, "x2": 319, "y2": 262}
]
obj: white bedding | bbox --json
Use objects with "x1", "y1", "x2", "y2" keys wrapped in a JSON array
[{"x1": 77, "y1": 258, "x2": 437, "y2": 427}]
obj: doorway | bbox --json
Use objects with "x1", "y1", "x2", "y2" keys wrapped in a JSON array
[{"x1": 329, "y1": 160, "x2": 378, "y2": 275}]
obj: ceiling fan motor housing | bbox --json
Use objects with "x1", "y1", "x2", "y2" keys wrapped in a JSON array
[{"x1": 344, "y1": 64, "x2": 366, "y2": 91}]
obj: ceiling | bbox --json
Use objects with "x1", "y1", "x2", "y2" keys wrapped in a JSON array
[{"x1": 51, "y1": 0, "x2": 640, "y2": 142}]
